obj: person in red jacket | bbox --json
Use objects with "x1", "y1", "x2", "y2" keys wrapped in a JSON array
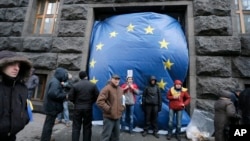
[{"x1": 166, "y1": 80, "x2": 191, "y2": 141}]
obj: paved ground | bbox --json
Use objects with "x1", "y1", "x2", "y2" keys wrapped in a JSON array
[{"x1": 16, "y1": 113, "x2": 191, "y2": 141}]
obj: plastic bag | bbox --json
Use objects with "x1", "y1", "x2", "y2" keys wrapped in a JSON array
[{"x1": 186, "y1": 109, "x2": 214, "y2": 141}]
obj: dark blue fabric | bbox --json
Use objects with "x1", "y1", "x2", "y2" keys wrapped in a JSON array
[{"x1": 89, "y1": 12, "x2": 190, "y2": 130}]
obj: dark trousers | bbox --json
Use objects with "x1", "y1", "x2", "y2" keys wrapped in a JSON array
[
  {"x1": 72, "y1": 109, "x2": 92, "y2": 141},
  {"x1": 101, "y1": 117, "x2": 120, "y2": 141},
  {"x1": 0, "y1": 134, "x2": 16, "y2": 141},
  {"x1": 143, "y1": 105, "x2": 159, "y2": 132},
  {"x1": 41, "y1": 114, "x2": 57, "y2": 141}
]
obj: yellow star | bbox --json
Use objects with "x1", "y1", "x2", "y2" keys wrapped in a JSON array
[
  {"x1": 89, "y1": 59, "x2": 96, "y2": 68},
  {"x1": 157, "y1": 78, "x2": 167, "y2": 90},
  {"x1": 163, "y1": 59, "x2": 174, "y2": 70},
  {"x1": 144, "y1": 25, "x2": 154, "y2": 34},
  {"x1": 127, "y1": 23, "x2": 135, "y2": 32},
  {"x1": 159, "y1": 39, "x2": 169, "y2": 49},
  {"x1": 110, "y1": 31, "x2": 118, "y2": 38},
  {"x1": 90, "y1": 76, "x2": 98, "y2": 84},
  {"x1": 96, "y1": 43, "x2": 104, "y2": 50}
]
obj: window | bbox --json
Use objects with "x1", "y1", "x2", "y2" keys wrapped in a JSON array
[
  {"x1": 33, "y1": 0, "x2": 60, "y2": 34},
  {"x1": 235, "y1": 0, "x2": 250, "y2": 34}
]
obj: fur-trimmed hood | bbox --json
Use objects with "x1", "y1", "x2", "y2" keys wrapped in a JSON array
[{"x1": 0, "y1": 50, "x2": 32, "y2": 80}]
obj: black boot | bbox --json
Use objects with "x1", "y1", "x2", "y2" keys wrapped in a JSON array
[
  {"x1": 166, "y1": 134, "x2": 172, "y2": 140},
  {"x1": 176, "y1": 134, "x2": 181, "y2": 141},
  {"x1": 153, "y1": 132, "x2": 159, "y2": 138},
  {"x1": 142, "y1": 131, "x2": 147, "y2": 137}
]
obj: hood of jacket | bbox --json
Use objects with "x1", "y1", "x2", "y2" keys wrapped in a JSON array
[
  {"x1": 54, "y1": 67, "x2": 68, "y2": 82},
  {"x1": 0, "y1": 50, "x2": 32, "y2": 81}
]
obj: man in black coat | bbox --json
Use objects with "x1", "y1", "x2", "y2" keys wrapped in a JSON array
[
  {"x1": 239, "y1": 87, "x2": 250, "y2": 125},
  {"x1": 68, "y1": 71, "x2": 99, "y2": 141},
  {"x1": 41, "y1": 67, "x2": 69, "y2": 141},
  {"x1": 0, "y1": 50, "x2": 32, "y2": 141}
]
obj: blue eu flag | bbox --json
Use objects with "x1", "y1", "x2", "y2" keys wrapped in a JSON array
[{"x1": 89, "y1": 12, "x2": 190, "y2": 130}]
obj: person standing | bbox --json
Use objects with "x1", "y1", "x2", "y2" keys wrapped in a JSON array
[
  {"x1": 166, "y1": 80, "x2": 191, "y2": 141},
  {"x1": 96, "y1": 74, "x2": 125, "y2": 141},
  {"x1": 120, "y1": 76, "x2": 139, "y2": 134},
  {"x1": 141, "y1": 76, "x2": 162, "y2": 138},
  {"x1": 40, "y1": 67, "x2": 69, "y2": 141},
  {"x1": 55, "y1": 73, "x2": 73, "y2": 127},
  {"x1": 25, "y1": 68, "x2": 39, "y2": 100},
  {"x1": 0, "y1": 50, "x2": 32, "y2": 141},
  {"x1": 239, "y1": 87, "x2": 250, "y2": 125},
  {"x1": 68, "y1": 71, "x2": 99, "y2": 141},
  {"x1": 214, "y1": 90, "x2": 241, "y2": 141}
]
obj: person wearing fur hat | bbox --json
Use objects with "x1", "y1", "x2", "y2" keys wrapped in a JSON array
[
  {"x1": 166, "y1": 80, "x2": 191, "y2": 141},
  {"x1": 0, "y1": 50, "x2": 32, "y2": 141}
]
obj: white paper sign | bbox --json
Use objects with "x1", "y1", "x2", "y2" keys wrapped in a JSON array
[{"x1": 127, "y1": 70, "x2": 133, "y2": 77}]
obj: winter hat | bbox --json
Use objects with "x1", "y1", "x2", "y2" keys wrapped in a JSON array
[
  {"x1": 79, "y1": 71, "x2": 87, "y2": 79},
  {"x1": 220, "y1": 89, "x2": 232, "y2": 98},
  {"x1": 0, "y1": 50, "x2": 32, "y2": 80},
  {"x1": 174, "y1": 80, "x2": 182, "y2": 85},
  {"x1": 112, "y1": 74, "x2": 120, "y2": 79}
]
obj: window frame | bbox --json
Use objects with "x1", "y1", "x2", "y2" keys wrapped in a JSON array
[
  {"x1": 235, "y1": 0, "x2": 250, "y2": 34},
  {"x1": 33, "y1": 0, "x2": 60, "y2": 34}
]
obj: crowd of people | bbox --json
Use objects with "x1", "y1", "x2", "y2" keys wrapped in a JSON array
[{"x1": 4, "y1": 49, "x2": 250, "y2": 141}]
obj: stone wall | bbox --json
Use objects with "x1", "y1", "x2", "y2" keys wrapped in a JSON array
[
  {"x1": 193, "y1": 0, "x2": 250, "y2": 113},
  {"x1": 0, "y1": 0, "x2": 250, "y2": 115}
]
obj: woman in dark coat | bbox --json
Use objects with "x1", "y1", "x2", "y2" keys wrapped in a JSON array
[{"x1": 214, "y1": 90, "x2": 240, "y2": 141}]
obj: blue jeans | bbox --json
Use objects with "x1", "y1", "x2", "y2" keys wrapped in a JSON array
[
  {"x1": 168, "y1": 109, "x2": 183, "y2": 135},
  {"x1": 56, "y1": 101, "x2": 69, "y2": 123},
  {"x1": 121, "y1": 104, "x2": 134, "y2": 132}
]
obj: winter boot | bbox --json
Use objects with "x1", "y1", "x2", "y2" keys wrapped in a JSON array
[{"x1": 142, "y1": 131, "x2": 147, "y2": 137}]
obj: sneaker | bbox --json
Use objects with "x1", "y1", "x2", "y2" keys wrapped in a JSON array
[
  {"x1": 65, "y1": 122, "x2": 71, "y2": 127},
  {"x1": 153, "y1": 132, "x2": 159, "y2": 138},
  {"x1": 142, "y1": 131, "x2": 147, "y2": 137},
  {"x1": 166, "y1": 134, "x2": 172, "y2": 140},
  {"x1": 54, "y1": 119, "x2": 61, "y2": 124}
]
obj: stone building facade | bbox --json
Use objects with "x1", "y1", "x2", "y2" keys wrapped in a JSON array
[{"x1": 0, "y1": 0, "x2": 250, "y2": 115}]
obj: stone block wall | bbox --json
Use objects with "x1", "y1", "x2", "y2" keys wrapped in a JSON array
[
  {"x1": 193, "y1": 0, "x2": 250, "y2": 113},
  {"x1": 0, "y1": 0, "x2": 250, "y2": 115}
]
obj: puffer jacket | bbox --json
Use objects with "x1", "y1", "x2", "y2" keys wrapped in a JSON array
[
  {"x1": 0, "y1": 50, "x2": 32, "y2": 136},
  {"x1": 43, "y1": 67, "x2": 68, "y2": 116},
  {"x1": 96, "y1": 81, "x2": 125, "y2": 120},
  {"x1": 167, "y1": 86, "x2": 191, "y2": 110}
]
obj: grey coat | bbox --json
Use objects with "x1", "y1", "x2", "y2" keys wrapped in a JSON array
[{"x1": 214, "y1": 97, "x2": 236, "y2": 141}]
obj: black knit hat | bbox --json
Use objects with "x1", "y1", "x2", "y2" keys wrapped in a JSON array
[{"x1": 79, "y1": 71, "x2": 87, "y2": 79}]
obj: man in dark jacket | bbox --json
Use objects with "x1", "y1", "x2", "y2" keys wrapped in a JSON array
[
  {"x1": 41, "y1": 67, "x2": 69, "y2": 141},
  {"x1": 0, "y1": 50, "x2": 32, "y2": 141},
  {"x1": 25, "y1": 68, "x2": 39, "y2": 100},
  {"x1": 239, "y1": 87, "x2": 250, "y2": 125},
  {"x1": 96, "y1": 74, "x2": 125, "y2": 141},
  {"x1": 141, "y1": 76, "x2": 162, "y2": 138},
  {"x1": 68, "y1": 71, "x2": 99, "y2": 141}
]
